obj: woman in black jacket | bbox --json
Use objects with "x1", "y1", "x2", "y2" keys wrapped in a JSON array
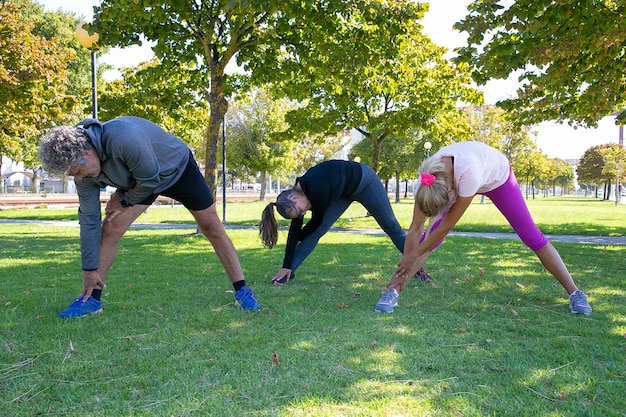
[{"x1": 260, "y1": 160, "x2": 431, "y2": 285}]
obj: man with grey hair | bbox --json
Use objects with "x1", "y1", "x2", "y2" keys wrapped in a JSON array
[{"x1": 39, "y1": 116, "x2": 261, "y2": 317}]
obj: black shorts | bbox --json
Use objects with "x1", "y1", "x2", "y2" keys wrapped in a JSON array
[{"x1": 129, "y1": 152, "x2": 214, "y2": 211}]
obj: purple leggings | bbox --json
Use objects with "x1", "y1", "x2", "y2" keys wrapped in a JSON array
[{"x1": 421, "y1": 168, "x2": 548, "y2": 252}]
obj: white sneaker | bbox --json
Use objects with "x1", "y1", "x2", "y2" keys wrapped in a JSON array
[{"x1": 374, "y1": 288, "x2": 399, "y2": 313}]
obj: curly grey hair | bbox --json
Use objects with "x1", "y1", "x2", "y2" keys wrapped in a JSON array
[{"x1": 38, "y1": 126, "x2": 93, "y2": 177}]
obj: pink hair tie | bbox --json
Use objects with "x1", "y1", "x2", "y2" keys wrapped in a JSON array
[{"x1": 420, "y1": 173, "x2": 436, "y2": 186}]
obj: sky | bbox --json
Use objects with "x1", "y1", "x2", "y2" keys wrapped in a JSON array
[{"x1": 39, "y1": 0, "x2": 622, "y2": 160}]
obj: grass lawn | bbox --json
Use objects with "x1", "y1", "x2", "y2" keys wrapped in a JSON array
[{"x1": 1, "y1": 196, "x2": 625, "y2": 416}]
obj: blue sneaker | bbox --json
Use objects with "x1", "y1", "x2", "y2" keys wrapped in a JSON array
[
  {"x1": 58, "y1": 296, "x2": 103, "y2": 318},
  {"x1": 235, "y1": 285, "x2": 261, "y2": 311},
  {"x1": 374, "y1": 288, "x2": 399, "y2": 313}
]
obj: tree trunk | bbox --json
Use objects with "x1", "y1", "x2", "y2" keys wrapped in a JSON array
[
  {"x1": 204, "y1": 70, "x2": 229, "y2": 200},
  {"x1": 260, "y1": 170, "x2": 267, "y2": 201},
  {"x1": 395, "y1": 171, "x2": 400, "y2": 203}
]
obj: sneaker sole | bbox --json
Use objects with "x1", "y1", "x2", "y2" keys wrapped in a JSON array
[
  {"x1": 374, "y1": 303, "x2": 397, "y2": 313},
  {"x1": 570, "y1": 308, "x2": 592, "y2": 315},
  {"x1": 235, "y1": 300, "x2": 260, "y2": 311},
  {"x1": 59, "y1": 308, "x2": 103, "y2": 318}
]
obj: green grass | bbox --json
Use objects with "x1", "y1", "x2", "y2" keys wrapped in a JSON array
[{"x1": 1, "y1": 196, "x2": 625, "y2": 416}]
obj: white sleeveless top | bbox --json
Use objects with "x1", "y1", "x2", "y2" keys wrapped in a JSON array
[{"x1": 433, "y1": 141, "x2": 510, "y2": 197}]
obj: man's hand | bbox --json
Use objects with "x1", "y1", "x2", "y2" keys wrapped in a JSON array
[
  {"x1": 104, "y1": 192, "x2": 126, "y2": 222},
  {"x1": 82, "y1": 270, "x2": 105, "y2": 301}
]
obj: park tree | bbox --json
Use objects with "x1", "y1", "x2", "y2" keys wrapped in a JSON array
[
  {"x1": 600, "y1": 144, "x2": 626, "y2": 203},
  {"x1": 463, "y1": 105, "x2": 509, "y2": 149},
  {"x1": 348, "y1": 131, "x2": 430, "y2": 202},
  {"x1": 24, "y1": 0, "x2": 100, "y2": 105},
  {"x1": 510, "y1": 143, "x2": 552, "y2": 199},
  {"x1": 92, "y1": 0, "x2": 429, "y2": 197},
  {"x1": 577, "y1": 145, "x2": 607, "y2": 197},
  {"x1": 92, "y1": 0, "x2": 287, "y2": 197},
  {"x1": 380, "y1": 134, "x2": 424, "y2": 203},
  {"x1": 537, "y1": 157, "x2": 556, "y2": 197},
  {"x1": 575, "y1": 144, "x2": 626, "y2": 199},
  {"x1": 250, "y1": 3, "x2": 481, "y2": 173},
  {"x1": 0, "y1": 1, "x2": 77, "y2": 174},
  {"x1": 463, "y1": 105, "x2": 534, "y2": 167},
  {"x1": 225, "y1": 87, "x2": 350, "y2": 199},
  {"x1": 224, "y1": 88, "x2": 298, "y2": 200},
  {"x1": 455, "y1": 0, "x2": 626, "y2": 127},
  {"x1": 98, "y1": 59, "x2": 209, "y2": 149},
  {"x1": 551, "y1": 158, "x2": 575, "y2": 196}
]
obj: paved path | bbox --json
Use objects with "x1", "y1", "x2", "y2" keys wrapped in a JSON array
[{"x1": 2, "y1": 219, "x2": 625, "y2": 245}]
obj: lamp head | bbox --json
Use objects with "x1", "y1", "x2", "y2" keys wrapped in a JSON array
[{"x1": 76, "y1": 20, "x2": 99, "y2": 50}]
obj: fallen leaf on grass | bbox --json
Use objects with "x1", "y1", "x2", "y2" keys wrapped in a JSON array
[
  {"x1": 271, "y1": 351, "x2": 279, "y2": 365},
  {"x1": 511, "y1": 309, "x2": 518, "y2": 316},
  {"x1": 337, "y1": 303, "x2": 348, "y2": 308}
]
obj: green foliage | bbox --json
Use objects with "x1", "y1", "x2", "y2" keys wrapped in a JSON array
[
  {"x1": 98, "y1": 59, "x2": 209, "y2": 148},
  {"x1": 455, "y1": 0, "x2": 626, "y2": 127},
  {"x1": 27, "y1": 1, "x2": 102, "y2": 103},
  {"x1": 0, "y1": 1, "x2": 78, "y2": 168},
  {"x1": 92, "y1": 0, "x2": 291, "y2": 195},
  {"x1": 225, "y1": 87, "x2": 351, "y2": 196},
  {"x1": 577, "y1": 144, "x2": 626, "y2": 186},
  {"x1": 225, "y1": 88, "x2": 299, "y2": 191},
  {"x1": 552, "y1": 158, "x2": 576, "y2": 195},
  {"x1": 462, "y1": 105, "x2": 535, "y2": 166},
  {"x1": 250, "y1": 2, "x2": 482, "y2": 172}
]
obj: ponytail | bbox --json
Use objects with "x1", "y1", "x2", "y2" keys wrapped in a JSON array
[
  {"x1": 259, "y1": 188, "x2": 300, "y2": 248},
  {"x1": 259, "y1": 203, "x2": 279, "y2": 248}
]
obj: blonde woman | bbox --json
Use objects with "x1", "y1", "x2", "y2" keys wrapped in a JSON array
[{"x1": 375, "y1": 141, "x2": 592, "y2": 315}]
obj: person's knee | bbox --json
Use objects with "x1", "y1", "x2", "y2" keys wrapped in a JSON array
[
  {"x1": 522, "y1": 233, "x2": 548, "y2": 252},
  {"x1": 101, "y1": 219, "x2": 129, "y2": 241},
  {"x1": 197, "y1": 217, "x2": 228, "y2": 242}
]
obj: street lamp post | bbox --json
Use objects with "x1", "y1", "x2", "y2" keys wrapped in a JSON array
[
  {"x1": 423, "y1": 141, "x2": 432, "y2": 158},
  {"x1": 76, "y1": 21, "x2": 99, "y2": 119},
  {"x1": 222, "y1": 116, "x2": 227, "y2": 222}
]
